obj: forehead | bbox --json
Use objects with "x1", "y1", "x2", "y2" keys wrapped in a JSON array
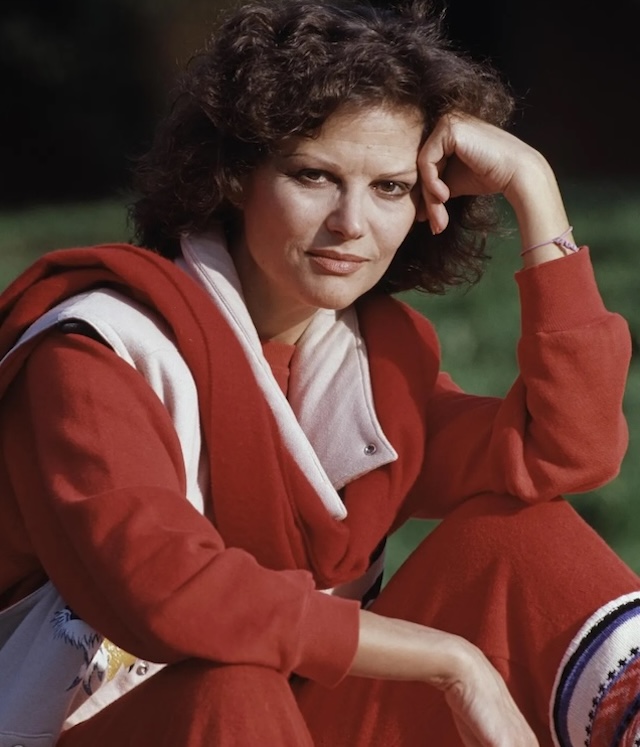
[{"x1": 278, "y1": 103, "x2": 425, "y2": 161}]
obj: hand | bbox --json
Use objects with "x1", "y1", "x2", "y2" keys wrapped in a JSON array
[
  {"x1": 442, "y1": 641, "x2": 539, "y2": 747},
  {"x1": 417, "y1": 113, "x2": 575, "y2": 267},
  {"x1": 417, "y1": 114, "x2": 547, "y2": 232},
  {"x1": 351, "y1": 611, "x2": 539, "y2": 747}
]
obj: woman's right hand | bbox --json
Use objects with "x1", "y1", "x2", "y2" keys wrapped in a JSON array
[{"x1": 350, "y1": 610, "x2": 539, "y2": 747}]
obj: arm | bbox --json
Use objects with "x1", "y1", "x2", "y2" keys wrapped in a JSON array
[
  {"x1": 405, "y1": 252, "x2": 630, "y2": 516},
  {"x1": 404, "y1": 116, "x2": 631, "y2": 514},
  {"x1": 2, "y1": 330, "x2": 360, "y2": 687},
  {"x1": 351, "y1": 610, "x2": 538, "y2": 746},
  {"x1": 5, "y1": 331, "x2": 536, "y2": 745},
  {"x1": 417, "y1": 112, "x2": 577, "y2": 266}
]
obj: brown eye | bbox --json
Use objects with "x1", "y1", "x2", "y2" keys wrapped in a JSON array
[{"x1": 374, "y1": 180, "x2": 411, "y2": 196}]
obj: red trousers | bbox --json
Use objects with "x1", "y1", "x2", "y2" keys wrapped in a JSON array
[{"x1": 58, "y1": 494, "x2": 640, "y2": 746}]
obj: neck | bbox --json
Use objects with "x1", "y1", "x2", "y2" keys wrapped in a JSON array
[
  {"x1": 249, "y1": 303, "x2": 316, "y2": 344},
  {"x1": 230, "y1": 238, "x2": 318, "y2": 344}
]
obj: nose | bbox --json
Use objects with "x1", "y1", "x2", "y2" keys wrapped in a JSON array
[{"x1": 325, "y1": 191, "x2": 365, "y2": 240}]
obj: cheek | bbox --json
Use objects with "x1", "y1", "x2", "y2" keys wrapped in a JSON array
[
  {"x1": 250, "y1": 188, "x2": 317, "y2": 238},
  {"x1": 380, "y1": 212, "x2": 417, "y2": 258},
  {"x1": 243, "y1": 200, "x2": 289, "y2": 255}
]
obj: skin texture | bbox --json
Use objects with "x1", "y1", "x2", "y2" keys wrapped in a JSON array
[
  {"x1": 230, "y1": 100, "x2": 580, "y2": 744},
  {"x1": 232, "y1": 104, "x2": 424, "y2": 343}
]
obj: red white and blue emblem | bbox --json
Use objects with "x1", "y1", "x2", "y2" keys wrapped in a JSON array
[{"x1": 552, "y1": 593, "x2": 640, "y2": 746}]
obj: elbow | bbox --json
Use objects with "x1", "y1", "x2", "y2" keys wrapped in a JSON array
[
  {"x1": 502, "y1": 420, "x2": 629, "y2": 503},
  {"x1": 565, "y1": 419, "x2": 629, "y2": 494}
]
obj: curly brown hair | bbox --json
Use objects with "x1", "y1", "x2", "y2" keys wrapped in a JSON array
[{"x1": 130, "y1": 0, "x2": 514, "y2": 294}]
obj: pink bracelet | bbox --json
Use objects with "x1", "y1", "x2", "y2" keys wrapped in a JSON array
[{"x1": 520, "y1": 226, "x2": 580, "y2": 256}]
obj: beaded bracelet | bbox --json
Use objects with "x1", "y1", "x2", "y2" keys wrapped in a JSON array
[{"x1": 520, "y1": 226, "x2": 580, "y2": 256}]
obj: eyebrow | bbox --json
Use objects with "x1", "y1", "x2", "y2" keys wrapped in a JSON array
[{"x1": 278, "y1": 152, "x2": 418, "y2": 180}]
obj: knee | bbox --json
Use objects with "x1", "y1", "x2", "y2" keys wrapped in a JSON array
[
  {"x1": 59, "y1": 661, "x2": 305, "y2": 746},
  {"x1": 384, "y1": 493, "x2": 594, "y2": 601},
  {"x1": 163, "y1": 661, "x2": 310, "y2": 744},
  {"x1": 159, "y1": 659, "x2": 291, "y2": 711},
  {"x1": 435, "y1": 492, "x2": 583, "y2": 558}
]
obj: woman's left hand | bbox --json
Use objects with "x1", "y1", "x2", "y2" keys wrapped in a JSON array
[{"x1": 417, "y1": 113, "x2": 576, "y2": 266}]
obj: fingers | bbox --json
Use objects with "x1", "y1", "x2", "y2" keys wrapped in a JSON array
[
  {"x1": 451, "y1": 703, "x2": 539, "y2": 747},
  {"x1": 417, "y1": 122, "x2": 453, "y2": 234},
  {"x1": 416, "y1": 112, "x2": 529, "y2": 234},
  {"x1": 454, "y1": 718, "x2": 484, "y2": 747},
  {"x1": 443, "y1": 647, "x2": 540, "y2": 747},
  {"x1": 421, "y1": 192, "x2": 450, "y2": 235}
]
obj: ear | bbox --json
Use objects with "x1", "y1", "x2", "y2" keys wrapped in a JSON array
[
  {"x1": 227, "y1": 187, "x2": 245, "y2": 209},
  {"x1": 226, "y1": 174, "x2": 248, "y2": 209}
]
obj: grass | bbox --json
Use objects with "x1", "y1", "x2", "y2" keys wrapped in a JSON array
[
  {"x1": 1, "y1": 182, "x2": 639, "y2": 578},
  {"x1": 0, "y1": 200, "x2": 131, "y2": 272}
]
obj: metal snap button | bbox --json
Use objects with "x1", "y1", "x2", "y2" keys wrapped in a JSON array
[
  {"x1": 136, "y1": 661, "x2": 150, "y2": 676},
  {"x1": 364, "y1": 443, "x2": 377, "y2": 456}
]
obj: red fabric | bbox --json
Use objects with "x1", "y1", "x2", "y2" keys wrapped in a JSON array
[
  {"x1": 58, "y1": 661, "x2": 315, "y2": 747},
  {"x1": 0, "y1": 243, "x2": 631, "y2": 693},
  {"x1": 398, "y1": 250, "x2": 631, "y2": 519},
  {"x1": 262, "y1": 339, "x2": 295, "y2": 396},
  {"x1": 296, "y1": 495, "x2": 640, "y2": 747},
  {"x1": 2, "y1": 331, "x2": 362, "y2": 685},
  {"x1": 54, "y1": 495, "x2": 640, "y2": 746}
]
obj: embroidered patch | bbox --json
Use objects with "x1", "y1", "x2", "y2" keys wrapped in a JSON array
[
  {"x1": 551, "y1": 592, "x2": 640, "y2": 746},
  {"x1": 51, "y1": 605, "x2": 101, "y2": 661},
  {"x1": 51, "y1": 605, "x2": 104, "y2": 694}
]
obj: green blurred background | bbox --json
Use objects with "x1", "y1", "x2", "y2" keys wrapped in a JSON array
[{"x1": 1, "y1": 0, "x2": 638, "y2": 576}]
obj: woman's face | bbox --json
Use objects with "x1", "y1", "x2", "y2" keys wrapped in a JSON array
[{"x1": 232, "y1": 103, "x2": 424, "y2": 343}]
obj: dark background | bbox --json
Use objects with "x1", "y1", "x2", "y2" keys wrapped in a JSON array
[{"x1": 1, "y1": 0, "x2": 639, "y2": 207}]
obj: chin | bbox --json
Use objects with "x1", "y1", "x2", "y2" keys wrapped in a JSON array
[
  {"x1": 313, "y1": 293, "x2": 362, "y2": 312},
  {"x1": 305, "y1": 281, "x2": 376, "y2": 312}
]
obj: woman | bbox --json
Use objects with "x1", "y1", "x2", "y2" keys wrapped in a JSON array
[{"x1": 0, "y1": 1, "x2": 637, "y2": 745}]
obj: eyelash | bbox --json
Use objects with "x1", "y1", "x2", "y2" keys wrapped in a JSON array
[
  {"x1": 291, "y1": 170, "x2": 413, "y2": 197},
  {"x1": 374, "y1": 180, "x2": 413, "y2": 197},
  {"x1": 295, "y1": 169, "x2": 327, "y2": 185}
]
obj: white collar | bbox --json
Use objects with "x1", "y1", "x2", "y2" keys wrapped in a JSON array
[{"x1": 179, "y1": 230, "x2": 398, "y2": 516}]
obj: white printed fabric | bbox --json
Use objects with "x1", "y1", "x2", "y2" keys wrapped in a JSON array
[
  {"x1": 0, "y1": 582, "x2": 103, "y2": 746},
  {"x1": 551, "y1": 592, "x2": 640, "y2": 746}
]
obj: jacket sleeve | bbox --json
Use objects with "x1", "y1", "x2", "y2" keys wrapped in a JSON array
[
  {"x1": 1, "y1": 330, "x2": 360, "y2": 687},
  {"x1": 407, "y1": 249, "x2": 631, "y2": 518}
]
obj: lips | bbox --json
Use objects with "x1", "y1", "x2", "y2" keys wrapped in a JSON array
[{"x1": 307, "y1": 249, "x2": 369, "y2": 276}]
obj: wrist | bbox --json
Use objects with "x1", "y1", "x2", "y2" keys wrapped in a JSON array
[
  {"x1": 427, "y1": 634, "x2": 481, "y2": 692},
  {"x1": 504, "y1": 148, "x2": 557, "y2": 214},
  {"x1": 503, "y1": 152, "x2": 576, "y2": 267},
  {"x1": 351, "y1": 610, "x2": 478, "y2": 688}
]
